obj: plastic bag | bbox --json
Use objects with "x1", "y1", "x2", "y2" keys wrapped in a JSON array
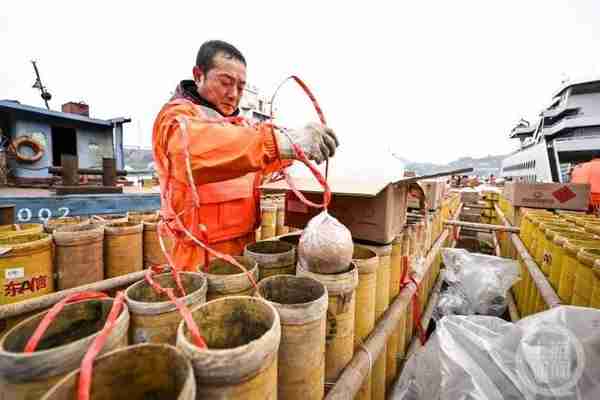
[
  {"x1": 432, "y1": 286, "x2": 471, "y2": 322},
  {"x1": 440, "y1": 248, "x2": 520, "y2": 317},
  {"x1": 391, "y1": 306, "x2": 600, "y2": 400},
  {"x1": 298, "y1": 210, "x2": 353, "y2": 274}
]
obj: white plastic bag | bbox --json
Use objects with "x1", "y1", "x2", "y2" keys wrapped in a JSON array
[
  {"x1": 298, "y1": 210, "x2": 353, "y2": 274},
  {"x1": 440, "y1": 248, "x2": 520, "y2": 317}
]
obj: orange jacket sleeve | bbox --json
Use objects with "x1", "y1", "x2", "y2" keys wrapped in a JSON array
[{"x1": 153, "y1": 101, "x2": 291, "y2": 185}]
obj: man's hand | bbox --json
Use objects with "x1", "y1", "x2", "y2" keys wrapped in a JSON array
[{"x1": 276, "y1": 122, "x2": 339, "y2": 164}]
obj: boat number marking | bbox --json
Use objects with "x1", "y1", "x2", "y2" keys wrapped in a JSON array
[{"x1": 16, "y1": 207, "x2": 71, "y2": 222}]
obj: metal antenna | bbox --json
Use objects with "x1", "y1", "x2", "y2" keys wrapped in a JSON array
[{"x1": 31, "y1": 60, "x2": 52, "y2": 110}]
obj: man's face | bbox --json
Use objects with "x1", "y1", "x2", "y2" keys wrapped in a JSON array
[{"x1": 194, "y1": 52, "x2": 247, "y2": 116}]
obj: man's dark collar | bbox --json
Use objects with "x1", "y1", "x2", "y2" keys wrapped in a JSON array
[{"x1": 175, "y1": 80, "x2": 240, "y2": 117}]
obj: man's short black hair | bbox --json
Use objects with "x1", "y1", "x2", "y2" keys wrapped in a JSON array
[{"x1": 196, "y1": 40, "x2": 246, "y2": 73}]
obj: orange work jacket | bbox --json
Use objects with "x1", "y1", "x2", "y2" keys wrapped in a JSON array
[{"x1": 152, "y1": 95, "x2": 289, "y2": 271}]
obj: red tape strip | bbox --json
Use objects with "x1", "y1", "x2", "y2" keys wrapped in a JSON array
[{"x1": 24, "y1": 291, "x2": 109, "y2": 353}]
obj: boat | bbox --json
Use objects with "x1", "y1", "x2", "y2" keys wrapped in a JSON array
[{"x1": 501, "y1": 76, "x2": 600, "y2": 183}]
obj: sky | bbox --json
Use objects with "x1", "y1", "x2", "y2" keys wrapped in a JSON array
[{"x1": 2, "y1": 1, "x2": 600, "y2": 173}]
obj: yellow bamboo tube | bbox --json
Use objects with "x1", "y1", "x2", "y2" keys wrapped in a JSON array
[
  {"x1": 0, "y1": 224, "x2": 43, "y2": 239},
  {"x1": 0, "y1": 298, "x2": 129, "y2": 400},
  {"x1": 142, "y1": 219, "x2": 173, "y2": 267},
  {"x1": 41, "y1": 344, "x2": 196, "y2": 400},
  {"x1": 534, "y1": 222, "x2": 574, "y2": 266},
  {"x1": 352, "y1": 245, "x2": 378, "y2": 400},
  {"x1": 244, "y1": 240, "x2": 295, "y2": 280},
  {"x1": 539, "y1": 227, "x2": 580, "y2": 277},
  {"x1": 203, "y1": 256, "x2": 259, "y2": 301},
  {"x1": 0, "y1": 233, "x2": 54, "y2": 305},
  {"x1": 572, "y1": 246, "x2": 600, "y2": 306},
  {"x1": 125, "y1": 272, "x2": 207, "y2": 344},
  {"x1": 359, "y1": 243, "x2": 391, "y2": 400},
  {"x1": 549, "y1": 231, "x2": 594, "y2": 289},
  {"x1": 296, "y1": 262, "x2": 359, "y2": 391},
  {"x1": 559, "y1": 237, "x2": 600, "y2": 304},
  {"x1": 275, "y1": 197, "x2": 289, "y2": 236},
  {"x1": 176, "y1": 296, "x2": 280, "y2": 399},
  {"x1": 589, "y1": 257, "x2": 600, "y2": 308},
  {"x1": 256, "y1": 275, "x2": 328, "y2": 400},
  {"x1": 43, "y1": 217, "x2": 89, "y2": 233},
  {"x1": 261, "y1": 201, "x2": 277, "y2": 240},
  {"x1": 522, "y1": 214, "x2": 556, "y2": 251},
  {"x1": 386, "y1": 234, "x2": 403, "y2": 389},
  {"x1": 104, "y1": 222, "x2": 143, "y2": 278}
]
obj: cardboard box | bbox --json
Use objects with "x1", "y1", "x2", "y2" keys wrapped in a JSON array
[
  {"x1": 407, "y1": 179, "x2": 446, "y2": 210},
  {"x1": 504, "y1": 182, "x2": 590, "y2": 211},
  {"x1": 262, "y1": 177, "x2": 408, "y2": 244}
]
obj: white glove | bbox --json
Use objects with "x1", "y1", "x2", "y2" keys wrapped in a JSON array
[{"x1": 275, "y1": 122, "x2": 339, "y2": 164}]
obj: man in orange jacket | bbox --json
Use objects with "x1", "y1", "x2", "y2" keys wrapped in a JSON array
[{"x1": 152, "y1": 40, "x2": 339, "y2": 271}]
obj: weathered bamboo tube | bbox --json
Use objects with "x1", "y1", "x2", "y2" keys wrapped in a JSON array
[
  {"x1": 256, "y1": 275, "x2": 328, "y2": 400},
  {"x1": 244, "y1": 240, "x2": 295, "y2": 280},
  {"x1": 142, "y1": 219, "x2": 172, "y2": 267},
  {"x1": 386, "y1": 233, "x2": 403, "y2": 389},
  {"x1": 176, "y1": 296, "x2": 281, "y2": 399},
  {"x1": 352, "y1": 245, "x2": 378, "y2": 400},
  {"x1": 324, "y1": 226, "x2": 450, "y2": 400},
  {"x1": 203, "y1": 256, "x2": 259, "y2": 300},
  {"x1": 0, "y1": 270, "x2": 147, "y2": 320},
  {"x1": 0, "y1": 298, "x2": 130, "y2": 400},
  {"x1": 275, "y1": 197, "x2": 289, "y2": 236},
  {"x1": 0, "y1": 233, "x2": 54, "y2": 306},
  {"x1": 43, "y1": 216, "x2": 89, "y2": 233},
  {"x1": 42, "y1": 344, "x2": 195, "y2": 399},
  {"x1": 573, "y1": 248, "x2": 600, "y2": 306},
  {"x1": 125, "y1": 272, "x2": 207, "y2": 344},
  {"x1": 104, "y1": 222, "x2": 143, "y2": 278},
  {"x1": 357, "y1": 243, "x2": 391, "y2": 400},
  {"x1": 261, "y1": 201, "x2": 277, "y2": 240},
  {"x1": 494, "y1": 204, "x2": 561, "y2": 309},
  {"x1": 53, "y1": 223, "x2": 104, "y2": 290},
  {"x1": 297, "y1": 262, "x2": 358, "y2": 390},
  {"x1": 444, "y1": 219, "x2": 520, "y2": 233}
]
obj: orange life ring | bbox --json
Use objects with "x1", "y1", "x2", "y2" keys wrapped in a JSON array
[{"x1": 13, "y1": 137, "x2": 45, "y2": 163}]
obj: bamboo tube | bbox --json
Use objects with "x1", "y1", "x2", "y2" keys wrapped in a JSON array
[
  {"x1": 494, "y1": 204, "x2": 561, "y2": 309},
  {"x1": 324, "y1": 225, "x2": 451, "y2": 400},
  {"x1": 444, "y1": 219, "x2": 520, "y2": 233}
]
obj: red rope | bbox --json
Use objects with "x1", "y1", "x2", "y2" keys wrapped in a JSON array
[
  {"x1": 144, "y1": 269, "x2": 207, "y2": 349},
  {"x1": 399, "y1": 259, "x2": 426, "y2": 346},
  {"x1": 77, "y1": 292, "x2": 126, "y2": 400},
  {"x1": 24, "y1": 291, "x2": 109, "y2": 353}
]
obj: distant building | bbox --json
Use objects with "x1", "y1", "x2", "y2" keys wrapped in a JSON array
[{"x1": 0, "y1": 100, "x2": 130, "y2": 180}]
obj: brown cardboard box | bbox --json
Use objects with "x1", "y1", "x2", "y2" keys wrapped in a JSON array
[
  {"x1": 504, "y1": 182, "x2": 590, "y2": 211},
  {"x1": 407, "y1": 179, "x2": 445, "y2": 210},
  {"x1": 262, "y1": 177, "x2": 408, "y2": 244}
]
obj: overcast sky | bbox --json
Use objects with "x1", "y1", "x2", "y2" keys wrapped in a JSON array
[{"x1": 2, "y1": 1, "x2": 600, "y2": 172}]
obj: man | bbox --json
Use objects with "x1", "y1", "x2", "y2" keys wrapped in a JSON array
[{"x1": 152, "y1": 40, "x2": 338, "y2": 271}]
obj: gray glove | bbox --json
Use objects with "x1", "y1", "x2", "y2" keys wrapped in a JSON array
[{"x1": 276, "y1": 122, "x2": 339, "y2": 164}]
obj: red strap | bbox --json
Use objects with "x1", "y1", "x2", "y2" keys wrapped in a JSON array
[
  {"x1": 24, "y1": 291, "x2": 109, "y2": 353},
  {"x1": 270, "y1": 75, "x2": 332, "y2": 209},
  {"x1": 399, "y1": 255, "x2": 409, "y2": 291},
  {"x1": 77, "y1": 291, "x2": 125, "y2": 400},
  {"x1": 144, "y1": 269, "x2": 206, "y2": 348},
  {"x1": 399, "y1": 266, "x2": 426, "y2": 346},
  {"x1": 453, "y1": 226, "x2": 459, "y2": 242}
]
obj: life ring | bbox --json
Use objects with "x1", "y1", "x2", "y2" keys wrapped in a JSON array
[{"x1": 12, "y1": 137, "x2": 45, "y2": 163}]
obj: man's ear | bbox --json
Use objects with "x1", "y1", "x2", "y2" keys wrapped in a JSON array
[{"x1": 192, "y1": 66, "x2": 205, "y2": 86}]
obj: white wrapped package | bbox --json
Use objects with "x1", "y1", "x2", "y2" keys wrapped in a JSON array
[
  {"x1": 391, "y1": 306, "x2": 600, "y2": 399},
  {"x1": 298, "y1": 210, "x2": 353, "y2": 274},
  {"x1": 441, "y1": 248, "x2": 520, "y2": 317}
]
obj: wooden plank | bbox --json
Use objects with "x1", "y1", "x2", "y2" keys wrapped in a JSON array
[
  {"x1": 494, "y1": 203, "x2": 561, "y2": 309},
  {"x1": 54, "y1": 186, "x2": 124, "y2": 195},
  {"x1": 444, "y1": 219, "x2": 520, "y2": 233}
]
